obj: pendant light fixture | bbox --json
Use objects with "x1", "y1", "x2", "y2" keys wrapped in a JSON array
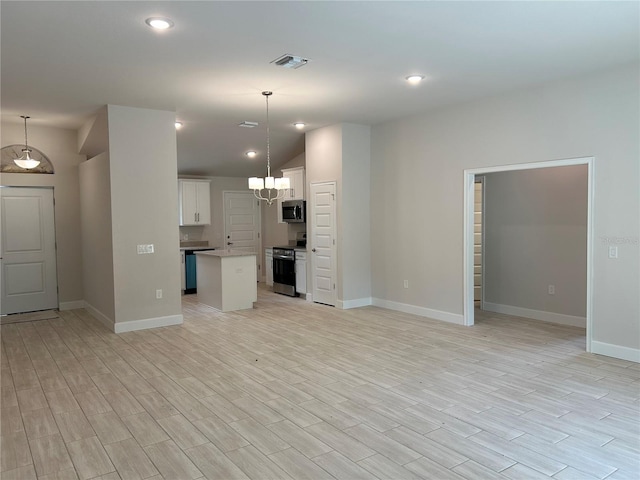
[
  {"x1": 13, "y1": 116, "x2": 40, "y2": 169},
  {"x1": 248, "y1": 91, "x2": 290, "y2": 205}
]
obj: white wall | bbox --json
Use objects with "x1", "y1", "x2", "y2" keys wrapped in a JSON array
[
  {"x1": 483, "y1": 166, "x2": 588, "y2": 325},
  {"x1": 371, "y1": 64, "x2": 639, "y2": 356},
  {"x1": 79, "y1": 152, "x2": 115, "y2": 321},
  {"x1": 107, "y1": 105, "x2": 182, "y2": 327},
  {"x1": 306, "y1": 124, "x2": 343, "y2": 302},
  {"x1": 1, "y1": 122, "x2": 85, "y2": 308},
  {"x1": 341, "y1": 124, "x2": 372, "y2": 304},
  {"x1": 306, "y1": 123, "x2": 372, "y2": 306}
]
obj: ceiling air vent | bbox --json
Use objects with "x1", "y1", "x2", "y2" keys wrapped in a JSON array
[
  {"x1": 238, "y1": 121, "x2": 259, "y2": 128},
  {"x1": 271, "y1": 54, "x2": 309, "y2": 69}
]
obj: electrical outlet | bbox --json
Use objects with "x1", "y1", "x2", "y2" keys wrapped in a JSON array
[
  {"x1": 403, "y1": 280, "x2": 409, "y2": 289},
  {"x1": 156, "y1": 289, "x2": 162, "y2": 299},
  {"x1": 548, "y1": 285, "x2": 555, "y2": 295},
  {"x1": 608, "y1": 246, "x2": 618, "y2": 259}
]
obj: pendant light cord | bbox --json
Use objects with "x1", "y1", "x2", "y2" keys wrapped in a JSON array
[
  {"x1": 21, "y1": 115, "x2": 30, "y2": 150},
  {"x1": 263, "y1": 91, "x2": 272, "y2": 178}
]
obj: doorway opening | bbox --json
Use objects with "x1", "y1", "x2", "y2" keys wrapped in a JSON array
[{"x1": 463, "y1": 157, "x2": 594, "y2": 352}]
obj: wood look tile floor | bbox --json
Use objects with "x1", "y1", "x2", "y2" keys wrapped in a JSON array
[{"x1": 1, "y1": 286, "x2": 639, "y2": 479}]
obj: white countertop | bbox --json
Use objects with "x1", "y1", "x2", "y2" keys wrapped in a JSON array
[{"x1": 195, "y1": 249, "x2": 256, "y2": 258}]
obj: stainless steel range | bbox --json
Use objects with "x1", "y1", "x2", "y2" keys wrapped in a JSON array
[
  {"x1": 272, "y1": 247, "x2": 297, "y2": 297},
  {"x1": 272, "y1": 233, "x2": 306, "y2": 297}
]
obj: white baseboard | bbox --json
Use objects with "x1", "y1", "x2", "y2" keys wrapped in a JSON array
[
  {"x1": 337, "y1": 297, "x2": 372, "y2": 309},
  {"x1": 83, "y1": 302, "x2": 183, "y2": 334},
  {"x1": 591, "y1": 341, "x2": 640, "y2": 363},
  {"x1": 371, "y1": 298, "x2": 464, "y2": 325},
  {"x1": 59, "y1": 300, "x2": 85, "y2": 311},
  {"x1": 483, "y1": 302, "x2": 586, "y2": 328},
  {"x1": 114, "y1": 314, "x2": 183, "y2": 334},
  {"x1": 84, "y1": 302, "x2": 115, "y2": 331}
]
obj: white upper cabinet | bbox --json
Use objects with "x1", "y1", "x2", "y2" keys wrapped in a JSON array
[
  {"x1": 282, "y1": 167, "x2": 305, "y2": 200},
  {"x1": 179, "y1": 179, "x2": 211, "y2": 226},
  {"x1": 277, "y1": 167, "x2": 305, "y2": 223}
]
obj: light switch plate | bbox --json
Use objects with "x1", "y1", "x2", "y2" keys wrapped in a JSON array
[{"x1": 137, "y1": 244, "x2": 155, "y2": 254}]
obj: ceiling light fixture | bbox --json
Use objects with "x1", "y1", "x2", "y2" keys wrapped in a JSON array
[
  {"x1": 175, "y1": 121, "x2": 183, "y2": 129},
  {"x1": 248, "y1": 91, "x2": 290, "y2": 205},
  {"x1": 246, "y1": 151, "x2": 257, "y2": 158},
  {"x1": 145, "y1": 17, "x2": 174, "y2": 30},
  {"x1": 293, "y1": 122, "x2": 306, "y2": 129},
  {"x1": 406, "y1": 75, "x2": 425, "y2": 85},
  {"x1": 13, "y1": 116, "x2": 40, "y2": 169}
]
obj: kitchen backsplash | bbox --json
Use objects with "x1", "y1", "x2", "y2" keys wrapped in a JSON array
[
  {"x1": 180, "y1": 217, "x2": 305, "y2": 246},
  {"x1": 179, "y1": 225, "x2": 205, "y2": 242},
  {"x1": 288, "y1": 222, "x2": 306, "y2": 242}
]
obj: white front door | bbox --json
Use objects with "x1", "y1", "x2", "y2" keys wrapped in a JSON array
[
  {"x1": 310, "y1": 182, "x2": 337, "y2": 306},
  {"x1": 223, "y1": 191, "x2": 262, "y2": 280},
  {"x1": 1, "y1": 187, "x2": 58, "y2": 314}
]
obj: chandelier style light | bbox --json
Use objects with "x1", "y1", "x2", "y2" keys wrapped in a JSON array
[
  {"x1": 13, "y1": 116, "x2": 40, "y2": 169},
  {"x1": 248, "y1": 91, "x2": 290, "y2": 205}
]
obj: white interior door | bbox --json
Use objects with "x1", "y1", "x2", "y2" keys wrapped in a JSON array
[
  {"x1": 223, "y1": 191, "x2": 261, "y2": 280},
  {"x1": 310, "y1": 182, "x2": 336, "y2": 306},
  {"x1": 1, "y1": 187, "x2": 58, "y2": 314}
]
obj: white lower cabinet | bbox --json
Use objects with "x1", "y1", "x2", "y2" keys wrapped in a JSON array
[
  {"x1": 265, "y1": 248, "x2": 273, "y2": 286},
  {"x1": 180, "y1": 251, "x2": 186, "y2": 292},
  {"x1": 295, "y1": 251, "x2": 307, "y2": 294}
]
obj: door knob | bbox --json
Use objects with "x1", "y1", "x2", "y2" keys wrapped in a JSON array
[
  {"x1": 227, "y1": 242, "x2": 233, "y2": 245},
  {"x1": 311, "y1": 248, "x2": 316, "y2": 252}
]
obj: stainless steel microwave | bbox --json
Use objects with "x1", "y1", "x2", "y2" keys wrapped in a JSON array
[{"x1": 282, "y1": 200, "x2": 305, "y2": 223}]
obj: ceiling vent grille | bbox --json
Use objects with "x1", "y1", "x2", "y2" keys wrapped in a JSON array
[
  {"x1": 238, "y1": 121, "x2": 259, "y2": 128},
  {"x1": 271, "y1": 54, "x2": 309, "y2": 69}
]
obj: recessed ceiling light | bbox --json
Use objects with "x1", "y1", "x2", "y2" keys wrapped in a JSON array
[
  {"x1": 175, "y1": 121, "x2": 183, "y2": 129},
  {"x1": 145, "y1": 17, "x2": 174, "y2": 30},
  {"x1": 246, "y1": 151, "x2": 257, "y2": 158},
  {"x1": 293, "y1": 122, "x2": 306, "y2": 130},
  {"x1": 406, "y1": 75, "x2": 425, "y2": 85}
]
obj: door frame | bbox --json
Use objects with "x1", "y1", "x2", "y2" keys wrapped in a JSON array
[
  {"x1": 463, "y1": 157, "x2": 594, "y2": 352},
  {"x1": 222, "y1": 190, "x2": 262, "y2": 280},
  {"x1": 0, "y1": 185, "x2": 59, "y2": 314},
  {"x1": 474, "y1": 175, "x2": 486, "y2": 311}
]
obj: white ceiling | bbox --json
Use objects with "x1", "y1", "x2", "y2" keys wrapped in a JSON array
[{"x1": 2, "y1": 1, "x2": 638, "y2": 177}]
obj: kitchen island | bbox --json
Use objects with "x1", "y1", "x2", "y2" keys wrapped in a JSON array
[{"x1": 195, "y1": 250, "x2": 257, "y2": 312}]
